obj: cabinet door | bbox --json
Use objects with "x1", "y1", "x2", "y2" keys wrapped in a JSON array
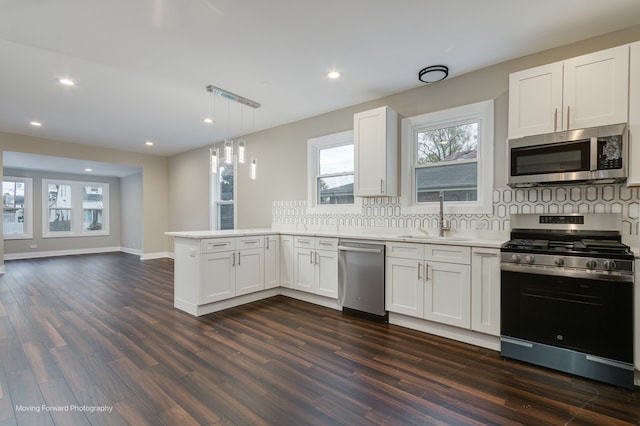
[
  {"x1": 508, "y1": 62, "x2": 563, "y2": 138},
  {"x1": 294, "y1": 248, "x2": 315, "y2": 293},
  {"x1": 563, "y1": 45, "x2": 629, "y2": 130},
  {"x1": 316, "y1": 249, "x2": 338, "y2": 299},
  {"x1": 201, "y1": 251, "x2": 235, "y2": 303},
  {"x1": 235, "y1": 248, "x2": 265, "y2": 296},
  {"x1": 354, "y1": 106, "x2": 397, "y2": 196},
  {"x1": 471, "y1": 248, "x2": 500, "y2": 336},
  {"x1": 424, "y1": 262, "x2": 471, "y2": 329},
  {"x1": 280, "y1": 235, "x2": 295, "y2": 288},
  {"x1": 265, "y1": 236, "x2": 280, "y2": 289},
  {"x1": 385, "y1": 257, "x2": 423, "y2": 317},
  {"x1": 628, "y1": 41, "x2": 640, "y2": 187}
]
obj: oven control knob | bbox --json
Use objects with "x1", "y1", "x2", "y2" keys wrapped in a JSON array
[
  {"x1": 554, "y1": 258, "x2": 564, "y2": 266},
  {"x1": 510, "y1": 254, "x2": 521, "y2": 263},
  {"x1": 603, "y1": 260, "x2": 616, "y2": 271},
  {"x1": 585, "y1": 259, "x2": 598, "y2": 269},
  {"x1": 524, "y1": 255, "x2": 534, "y2": 264}
]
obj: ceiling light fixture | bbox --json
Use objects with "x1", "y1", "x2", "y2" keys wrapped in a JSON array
[
  {"x1": 85, "y1": 168, "x2": 93, "y2": 172},
  {"x1": 29, "y1": 121, "x2": 42, "y2": 127},
  {"x1": 57, "y1": 78, "x2": 75, "y2": 86},
  {"x1": 203, "y1": 117, "x2": 213, "y2": 124},
  {"x1": 145, "y1": 141, "x2": 154, "y2": 147},
  {"x1": 418, "y1": 65, "x2": 449, "y2": 84},
  {"x1": 327, "y1": 71, "x2": 341, "y2": 79}
]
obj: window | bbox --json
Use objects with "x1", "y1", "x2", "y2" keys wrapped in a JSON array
[
  {"x1": 401, "y1": 100, "x2": 494, "y2": 214},
  {"x1": 43, "y1": 179, "x2": 109, "y2": 237},
  {"x1": 3, "y1": 177, "x2": 33, "y2": 239},
  {"x1": 216, "y1": 163, "x2": 235, "y2": 230},
  {"x1": 307, "y1": 130, "x2": 360, "y2": 213}
]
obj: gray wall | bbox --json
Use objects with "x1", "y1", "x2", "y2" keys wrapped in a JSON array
[
  {"x1": 120, "y1": 172, "x2": 143, "y2": 252},
  {"x1": 3, "y1": 167, "x2": 122, "y2": 255},
  {"x1": 167, "y1": 25, "x2": 640, "y2": 230}
]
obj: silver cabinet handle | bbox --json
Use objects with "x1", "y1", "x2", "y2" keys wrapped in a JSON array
[
  {"x1": 380, "y1": 179, "x2": 384, "y2": 194},
  {"x1": 315, "y1": 251, "x2": 319, "y2": 265},
  {"x1": 567, "y1": 105, "x2": 571, "y2": 129},
  {"x1": 425, "y1": 263, "x2": 429, "y2": 280},
  {"x1": 232, "y1": 252, "x2": 236, "y2": 266},
  {"x1": 553, "y1": 108, "x2": 558, "y2": 132},
  {"x1": 309, "y1": 250, "x2": 313, "y2": 264},
  {"x1": 266, "y1": 237, "x2": 270, "y2": 250},
  {"x1": 237, "y1": 251, "x2": 241, "y2": 266},
  {"x1": 417, "y1": 262, "x2": 422, "y2": 280}
]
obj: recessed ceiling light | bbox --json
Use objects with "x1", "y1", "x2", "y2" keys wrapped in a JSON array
[
  {"x1": 203, "y1": 118, "x2": 214, "y2": 124},
  {"x1": 327, "y1": 71, "x2": 341, "y2": 79},
  {"x1": 57, "y1": 78, "x2": 75, "y2": 86},
  {"x1": 29, "y1": 121, "x2": 42, "y2": 127},
  {"x1": 145, "y1": 141, "x2": 154, "y2": 147},
  {"x1": 84, "y1": 168, "x2": 93, "y2": 172}
]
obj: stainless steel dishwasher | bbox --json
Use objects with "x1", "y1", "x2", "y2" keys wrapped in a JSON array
[{"x1": 338, "y1": 240, "x2": 386, "y2": 320}]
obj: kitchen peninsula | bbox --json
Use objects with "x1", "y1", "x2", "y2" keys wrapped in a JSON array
[{"x1": 166, "y1": 229, "x2": 504, "y2": 351}]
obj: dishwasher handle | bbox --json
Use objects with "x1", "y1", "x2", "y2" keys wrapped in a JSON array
[{"x1": 337, "y1": 245, "x2": 384, "y2": 254}]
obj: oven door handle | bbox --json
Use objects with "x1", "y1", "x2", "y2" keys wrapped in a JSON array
[{"x1": 500, "y1": 263, "x2": 634, "y2": 283}]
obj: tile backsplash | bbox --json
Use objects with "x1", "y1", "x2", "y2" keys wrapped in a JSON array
[{"x1": 272, "y1": 184, "x2": 640, "y2": 238}]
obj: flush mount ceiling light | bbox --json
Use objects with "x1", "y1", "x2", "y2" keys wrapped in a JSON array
[
  {"x1": 203, "y1": 117, "x2": 213, "y2": 124},
  {"x1": 418, "y1": 65, "x2": 449, "y2": 84},
  {"x1": 57, "y1": 77, "x2": 75, "y2": 86},
  {"x1": 29, "y1": 121, "x2": 42, "y2": 127},
  {"x1": 144, "y1": 141, "x2": 154, "y2": 147},
  {"x1": 327, "y1": 71, "x2": 341, "y2": 79}
]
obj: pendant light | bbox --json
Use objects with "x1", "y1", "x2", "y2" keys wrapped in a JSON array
[
  {"x1": 224, "y1": 138, "x2": 233, "y2": 164},
  {"x1": 250, "y1": 157, "x2": 257, "y2": 180},
  {"x1": 210, "y1": 147, "x2": 219, "y2": 173}
]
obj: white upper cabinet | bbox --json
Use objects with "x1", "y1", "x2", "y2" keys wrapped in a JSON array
[
  {"x1": 354, "y1": 106, "x2": 398, "y2": 196},
  {"x1": 509, "y1": 45, "x2": 629, "y2": 139},
  {"x1": 628, "y1": 41, "x2": 640, "y2": 187}
]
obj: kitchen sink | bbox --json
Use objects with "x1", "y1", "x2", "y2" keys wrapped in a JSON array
[{"x1": 397, "y1": 234, "x2": 471, "y2": 242}]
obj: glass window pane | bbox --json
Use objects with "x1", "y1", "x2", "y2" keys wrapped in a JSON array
[
  {"x1": 317, "y1": 175, "x2": 354, "y2": 205},
  {"x1": 415, "y1": 162, "x2": 478, "y2": 202},
  {"x1": 48, "y1": 184, "x2": 72, "y2": 208},
  {"x1": 319, "y1": 144, "x2": 354, "y2": 175},
  {"x1": 417, "y1": 123, "x2": 478, "y2": 165},
  {"x1": 49, "y1": 209, "x2": 72, "y2": 232},
  {"x1": 3, "y1": 208, "x2": 24, "y2": 235},
  {"x1": 83, "y1": 186, "x2": 103, "y2": 231},
  {"x1": 3, "y1": 180, "x2": 26, "y2": 236},
  {"x1": 218, "y1": 203, "x2": 234, "y2": 230},
  {"x1": 219, "y1": 164, "x2": 234, "y2": 202}
]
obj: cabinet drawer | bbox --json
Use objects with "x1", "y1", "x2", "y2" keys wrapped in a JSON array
[
  {"x1": 238, "y1": 236, "x2": 263, "y2": 249},
  {"x1": 386, "y1": 242, "x2": 424, "y2": 260},
  {"x1": 201, "y1": 238, "x2": 235, "y2": 253},
  {"x1": 294, "y1": 236, "x2": 315, "y2": 249},
  {"x1": 424, "y1": 244, "x2": 470, "y2": 264},
  {"x1": 315, "y1": 238, "x2": 338, "y2": 251}
]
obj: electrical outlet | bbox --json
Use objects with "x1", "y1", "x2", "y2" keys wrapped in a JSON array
[{"x1": 29, "y1": 244, "x2": 37, "y2": 249}]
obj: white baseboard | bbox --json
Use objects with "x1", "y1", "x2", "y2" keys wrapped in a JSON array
[
  {"x1": 140, "y1": 251, "x2": 172, "y2": 260},
  {"x1": 120, "y1": 246, "x2": 143, "y2": 256},
  {"x1": 4, "y1": 246, "x2": 121, "y2": 260}
]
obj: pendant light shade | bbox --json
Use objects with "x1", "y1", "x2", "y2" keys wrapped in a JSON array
[
  {"x1": 224, "y1": 139, "x2": 233, "y2": 164},
  {"x1": 210, "y1": 147, "x2": 219, "y2": 174},
  {"x1": 250, "y1": 157, "x2": 257, "y2": 180},
  {"x1": 237, "y1": 139, "x2": 246, "y2": 164}
]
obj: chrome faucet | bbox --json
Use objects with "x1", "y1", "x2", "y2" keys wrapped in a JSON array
[{"x1": 438, "y1": 191, "x2": 450, "y2": 237}]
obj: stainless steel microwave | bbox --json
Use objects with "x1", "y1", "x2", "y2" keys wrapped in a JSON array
[{"x1": 507, "y1": 123, "x2": 627, "y2": 187}]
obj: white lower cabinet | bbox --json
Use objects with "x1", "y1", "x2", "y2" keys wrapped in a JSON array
[
  {"x1": 386, "y1": 242, "x2": 475, "y2": 330},
  {"x1": 293, "y1": 236, "x2": 338, "y2": 298},
  {"x1": 265, "y1": 235, "x2": 280, "y2": 289},
  {"x1": 470, "y1": 248, "x2": 501, "y2": 336},
  {"x1": 200, "y1": 236, "x2": 264, "y2": 303},
  {"x1": 279, "y1": 235, "x2": 294, "y2": 288}
]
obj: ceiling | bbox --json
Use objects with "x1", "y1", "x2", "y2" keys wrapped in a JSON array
[{"x1": 1, "y1": 0, "x2": 640, "y2": 161}]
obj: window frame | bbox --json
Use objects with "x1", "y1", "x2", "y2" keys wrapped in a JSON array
[
  {"x1": 2, "y1": 176, "x2": 33, "y2": 240},
  {"x1": 401, "y1": 100, "x2": 494, "y2": 214},
  {"x1": 306, "y1": 130, "x2": 361, "y2": 214},
  {"x1": 42, "y1": 179, "x2": 110, "y2": 238},
  {"x1": 210, "y1": 150, "x2": 237, "y2": 230}
]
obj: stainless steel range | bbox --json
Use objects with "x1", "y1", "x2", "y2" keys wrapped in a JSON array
[{"x1": 500, "y1": 213, "x2": 635, "y2": 389}]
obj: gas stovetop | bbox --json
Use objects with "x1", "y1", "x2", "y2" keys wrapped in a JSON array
[{"x1": 502, "y1": 237, "x2": 633, "y2": 259}]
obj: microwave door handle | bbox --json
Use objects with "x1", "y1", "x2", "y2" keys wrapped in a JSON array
[{"x1": 590, "y1": 137, "x2": 598, "y2": 171}]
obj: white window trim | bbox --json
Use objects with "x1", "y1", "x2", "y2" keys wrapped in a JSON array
[
  {"x1": 401, "y1": 99, "x2": 494, "y2": 215},
  {"x1": 307, "y1": 130, "x2": 361, "y2": 214},
  {"x1": 3, "y1": 176, "x2": 33, "y2": 240},
  {"x1": 42, "y1": 179, "x2": 110, "y2": 238}
]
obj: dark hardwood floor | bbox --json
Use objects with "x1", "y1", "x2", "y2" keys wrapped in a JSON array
[{"x1": 0, "y1": 253, "x2": 638, "y2": 425}]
